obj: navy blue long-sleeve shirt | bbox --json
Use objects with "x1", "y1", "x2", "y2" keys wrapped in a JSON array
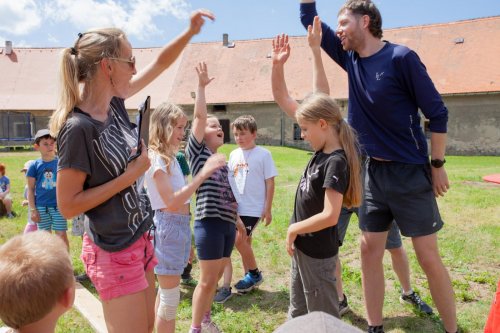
[{"x1": 300, "y1": 2, "x2": 448, "y2": 164}]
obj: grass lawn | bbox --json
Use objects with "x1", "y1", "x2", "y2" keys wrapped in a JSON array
[{"x1": 0, "y1": 147, "x2": 498, "y2": 333}]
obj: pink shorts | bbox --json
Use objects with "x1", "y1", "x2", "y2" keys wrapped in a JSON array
[
  {"x1": 81, "y1": 232, "x2": 158, "y2": 301},
  {"x1": 23, "y1": 223, "x2": 37, "y2": 234}
]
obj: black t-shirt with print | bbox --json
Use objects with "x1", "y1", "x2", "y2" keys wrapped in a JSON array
[
  {"x1": 57, "y1": 97, "x2": 153, "y2": 252},
  {"x1": 292, "y1": 149, "x2": 349, "y2": 259}
]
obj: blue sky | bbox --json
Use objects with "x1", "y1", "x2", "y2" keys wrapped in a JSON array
[{"x1": 1, "y1": 0, "x2": 499, "y2": 48}]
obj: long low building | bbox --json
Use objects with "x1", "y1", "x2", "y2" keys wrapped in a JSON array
[{"x1": 1, "y1": 16, "x2": 499, "y2": 155}]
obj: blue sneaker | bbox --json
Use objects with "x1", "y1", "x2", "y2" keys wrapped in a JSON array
[
  {"x1": 213, "y1": 286, "x2": 232, "y2": 303},
  {"x1": 234, "y1": 272, "x2": 263, "y2": 293}
]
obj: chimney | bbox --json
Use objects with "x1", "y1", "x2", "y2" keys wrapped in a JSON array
[
  {"x1": 5, "y1": 41, "x2": 12, "y2": 55},
  {"x1": 222, "y1": 33, "x2": 235, "y2": 48}
]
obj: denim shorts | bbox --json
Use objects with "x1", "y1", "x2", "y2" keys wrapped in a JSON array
[
  {"x1": 359, "y1": 159, "x2": 443, "y2": 237},
  {"x1": 194, "y1": 217, "x2": 236, "y2": 260},
  {"x1": 81, "y1": 232, "x2": 157, "y2": 301},
  {"x1": 337, "y1": 207, "x2": 402, "y2": 249},
  {"x1": 154, "y1": 211, "x2": 191, "y2": 275}
]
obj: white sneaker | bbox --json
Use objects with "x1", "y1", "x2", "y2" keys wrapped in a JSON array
[{"x1": 201, "y1": 321, "x2": 222, "y2": 333}]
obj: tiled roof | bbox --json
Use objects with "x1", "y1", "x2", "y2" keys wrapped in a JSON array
[{"x1": 1, "y1": 16, "x2": 499, "y2": 111}]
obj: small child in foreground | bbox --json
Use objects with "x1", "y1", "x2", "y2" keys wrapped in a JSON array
[{"x1": 0, "y1": 231, "x2": 75, "y2": 333}]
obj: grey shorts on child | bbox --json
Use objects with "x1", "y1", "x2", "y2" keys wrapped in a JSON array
[{"x1": 154, "y1": 211, "x2": 191, "y2": 276}]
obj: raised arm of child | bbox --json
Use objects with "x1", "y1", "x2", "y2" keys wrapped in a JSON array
[
  {"x1": 191, "y1": 62, "x2": 215, "y2": 143},
  {"x1": 271, "y1": 25, "x2": 330, "y2": 119},
  {"x1": 271, "y1": 34, "x2": 300, "y2": 118}
]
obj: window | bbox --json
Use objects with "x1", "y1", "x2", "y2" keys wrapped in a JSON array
[
  {"x1": 293, "y1": 123, "x2": 303, "y2": 141},
  {"x1": 219, "y1": 119, "x2": 230, "y2": 143},
  {"x1": 212, "y1": 104, "x2": 227, "y2": 113}
]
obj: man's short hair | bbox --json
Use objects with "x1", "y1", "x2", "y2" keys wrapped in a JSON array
[
  {"x1": 232, "y1": 115, "x2": 257, "y2": 134},
  {"x1": 0, "y1": 232, "x2": 74, "y2": 329},
  {"x1": 339, "y1": 0, "x2": 383, "y2": 39}
]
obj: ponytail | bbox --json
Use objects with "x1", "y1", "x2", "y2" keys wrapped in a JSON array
[
  {"x1": 338, "y1": 120, "x2": 361, "y2": 208},
  {"x1": 49, "y1": 28, "x2": 127, "y2": 137},
  {"x1": 49, "y1": 48, "x2": 81, "y2": 136}
]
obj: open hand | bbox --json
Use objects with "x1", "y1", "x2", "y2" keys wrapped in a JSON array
[
  {"x1": 307, "y1": 16, "x2": 322, "y2": 50},
  {"x1": 195, "y1": 62, "x2": 215, "y2": 87},
  {"x1": 271, "y1": 34, "x2": 291, "y2": 65}
]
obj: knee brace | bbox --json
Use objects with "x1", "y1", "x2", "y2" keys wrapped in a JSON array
[{"x1": 157, "y1": 285, "x2": 180, "y2": 321}]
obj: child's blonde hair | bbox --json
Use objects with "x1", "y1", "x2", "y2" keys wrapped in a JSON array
[
  {"x1": 148, "y1": 102, "x2": 187, "y2": 174},
  {"x1": 0, "y1": 231, "x2": 74, "y2": 329},
  {"x1": 296, "y1": 93, "x2": 361, "y2": 208},
  {"x1": 49, "y1": 28, "x2": 128, "y2": 137}
]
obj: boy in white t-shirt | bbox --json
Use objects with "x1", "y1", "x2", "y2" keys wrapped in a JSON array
[{"x1": 214, "y1": 115, "x2": 278, "y2": 303}]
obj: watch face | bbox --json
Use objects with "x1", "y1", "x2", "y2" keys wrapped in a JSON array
[{"x1": 431, "y1": 159, "x2": 445, "y2": 168}]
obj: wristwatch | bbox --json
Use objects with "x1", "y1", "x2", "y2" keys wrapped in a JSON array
[{"x1": 430, "y1": 158, "x2": 446, "y2": 168}]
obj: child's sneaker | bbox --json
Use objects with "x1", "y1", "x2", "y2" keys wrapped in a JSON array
[
  {"x1": 234, "y1": 272, "x2": 263, "y2": 293},
  {"x1": 400, "y1": 291, "x2": 433, "y2": 315},
  {"x1": 201, "y1": 321, "x2": 222, "y2": 333},
  {"x1": 214, "y1": 286, "x2": 232, "y2": 303},
  {"x1": 367, "y1": 325, "x2": 384, "y2": 333},
  {"x1": 339, "y1": 293, "x2": 350, "y2": 316},
  {"x1": 6, "y1": 212, "x2": 14, "y2": 219},
  {"x1": 75, "y1": 272, "x2": 90, "y2": 283}
]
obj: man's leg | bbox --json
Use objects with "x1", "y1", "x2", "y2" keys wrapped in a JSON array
[
  {"x1": 386, "y1": 223, "x2": 433, "y2": 315},
  {"x1": 361, "y1": 230, "x2": 388, "y2": 326},
  {"x1": 412, "y1": 234, "x2": 457, "y2": 332}
]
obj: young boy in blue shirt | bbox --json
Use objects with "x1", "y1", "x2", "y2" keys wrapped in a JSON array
[{"x1": 27, "y1": 129, "x2": 69, "y2": 249}]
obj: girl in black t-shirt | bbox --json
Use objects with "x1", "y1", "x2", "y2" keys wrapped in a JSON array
[{"x1": 285, "y1": 93, "x2": 362, "y2": 318}]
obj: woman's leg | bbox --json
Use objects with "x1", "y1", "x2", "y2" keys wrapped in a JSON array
[{"x1": 102, "y1": 273, "x2": 156, "y2": 333}]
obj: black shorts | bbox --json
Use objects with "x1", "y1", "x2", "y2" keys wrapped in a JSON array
[
  {"x1": 194, "y1": 217, "x2": 236, "y2": 260},
  {"x1": 240, "y1": 216, "x2": 261, "y2": 237},
  {"x1": 358, "y1": 158, "x2": 443, "y2": 237},
  {"x1": 337, "y1": 207, "x2": 402, "y2": 249}
]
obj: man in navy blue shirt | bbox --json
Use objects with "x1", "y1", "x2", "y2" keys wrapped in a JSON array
[{"x1": 299, "y1": 1, "x2": 456, "y2": 333}]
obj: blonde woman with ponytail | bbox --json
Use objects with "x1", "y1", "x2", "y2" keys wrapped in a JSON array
[
  {"x1": 271, "y1": 17, "x2": 361, "y2": 318},
  {"x1": 51, "y1": 10, "x2": 214, "y2": 333}
]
